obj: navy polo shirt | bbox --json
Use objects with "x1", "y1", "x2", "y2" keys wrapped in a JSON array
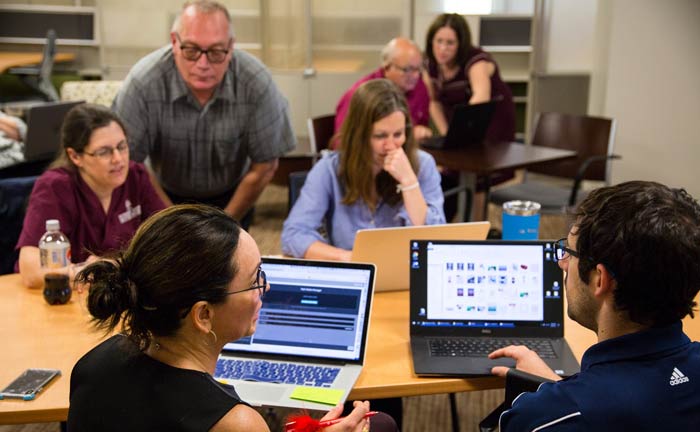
[{"x1": 500, "y1": 321, "x2": 700, "y2": 431}]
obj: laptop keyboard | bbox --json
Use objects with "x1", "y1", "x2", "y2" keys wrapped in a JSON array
[
  {"x1": 215, "y1": 358, "x2": 341, "y2": 387},
  {"x1": 428, "y1": 338, "x2": 558, "y2": 359}
]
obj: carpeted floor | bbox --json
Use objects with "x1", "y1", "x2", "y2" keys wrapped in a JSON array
[{"x1": 2, "y1": 183, "x2": 570, "y2": 432}]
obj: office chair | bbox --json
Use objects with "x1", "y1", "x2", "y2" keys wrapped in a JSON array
[
  {"x1": 60, "y1": 80, "x2": 123, "y2": 107},
  {"x1": 287, "y1": 170, "x2": 308, "y2": 213},
  {"x1": 8, "y1": 29, "x2": 60, "y2": 102},
  {"x1": 285, "y1": 114, "x2": 335, "y2": 212},
  {"x1": 442, "y1": 175, "x2": 473, "y2": 223},
  {"x1": 489, "y1": 112, "x2": 619, "y2": 213},
  {"x1": 0, "y1": 175, "x2": 38, "y2": 274},
  {"x1": 479, "y1": 368, "x2": 555, "y2": 432},
  {"x1": 306, "y1": 114, "x2": 336, "y2": 162}
]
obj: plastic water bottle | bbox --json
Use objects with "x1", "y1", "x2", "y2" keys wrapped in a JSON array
[{"x1": 39, "y1": 219, "x2": 71, "y2": 269}]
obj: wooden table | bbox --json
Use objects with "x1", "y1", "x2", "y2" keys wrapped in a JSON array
[
  {"x1": 2, "y1": 273, "x2": 698, "y2": 424},
  {"x1": 0, "y1": 274, "x2": 102, "y2": 424},
  {"x1": 422, "y1": 141, "x2": 577, "y2": 221},
  {"x1": 0, "y1": 52, "x2": 76, "y2": 74}
]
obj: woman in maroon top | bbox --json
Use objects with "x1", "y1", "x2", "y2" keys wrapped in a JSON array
[
  {"x1": 423, "y1": 13, "x2": 516, "y2": 220},
  {"x1": 423, "y1": 13, "x2": 516, "y2": 141},
  {"x1": 16, "y1": 104, "x2": 166, "y2": 289}
]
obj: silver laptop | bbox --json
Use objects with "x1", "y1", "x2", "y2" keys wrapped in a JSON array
[
  {"x1": 24, "y1": 100, "x2": 83, "y2": 161},
  {"x1": 351, "y1": 222, "x2": 490, "y2": 292},
  {"x1": 215, "y1": 257, "x2": 375, "y2": 409},
  {"x1": 409, "y1": 240, "x2": 579, "y2": 377}
]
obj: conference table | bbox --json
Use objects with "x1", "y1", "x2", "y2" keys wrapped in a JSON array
[
  {"x1": 422, "y1": 141, "x2": 577, "y2": 221},
  {"x1": 2, "y1": 273, "x2": 699, "y2": 425},
  {"x1": 0, "y1": 52, "x2": 76, "y2": 75}
]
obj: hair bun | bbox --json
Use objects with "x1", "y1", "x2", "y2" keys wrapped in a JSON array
[{"x1": 82, "y1": 260, "x2": 136, "y2": 324}]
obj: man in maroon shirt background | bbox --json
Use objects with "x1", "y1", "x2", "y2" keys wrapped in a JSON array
[{"x1": 332, "y1": 37, "x2": 432, "y2": 149}]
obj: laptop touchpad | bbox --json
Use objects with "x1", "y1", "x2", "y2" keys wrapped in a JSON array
[{"x1": 234, "y1": 382, "x2": 284, "y2": 406}]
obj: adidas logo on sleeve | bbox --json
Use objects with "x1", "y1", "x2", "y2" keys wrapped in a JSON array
[{"x1": 669, "y1": 367, "x2": 690, "y2": 386}]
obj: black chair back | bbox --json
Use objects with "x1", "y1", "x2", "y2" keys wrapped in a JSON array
[
  {"x1": 287, "y1": 170, "x2": 308, "y2": 213},
  {"x1": 0, "y1": 176, "x2": 38, "y2": 274}
]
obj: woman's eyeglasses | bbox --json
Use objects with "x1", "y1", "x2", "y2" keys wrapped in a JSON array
[
  {"x1": 82, "y1": 141, "x2": 129, "y2": 160},
  {"x1": 225, "y1": 267, "x2": 267, "y2": 299}
]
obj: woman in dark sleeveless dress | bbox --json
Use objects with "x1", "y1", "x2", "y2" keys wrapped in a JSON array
[{"x1": 423, "y1": 13, "x2": 515, "y2": 141}]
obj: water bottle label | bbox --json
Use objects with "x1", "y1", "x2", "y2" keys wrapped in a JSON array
[
  {"x1": 502, "y1": 213, "x2": 540, "y2": 240},
  {"x1": 40, "y1": 247, "x2": 71, "y2": 268}
]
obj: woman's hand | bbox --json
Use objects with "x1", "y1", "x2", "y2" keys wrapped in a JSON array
[
  {"x1": 322, "y1": 401, "x2": 371, "y2": 432},
  {"x1": 383, "y1": 147, "x2": 417, "y2": 187}
]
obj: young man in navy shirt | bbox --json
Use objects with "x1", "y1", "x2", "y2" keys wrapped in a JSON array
[{"x1": 489, "y1": 181, "x2": 700, "y2": 431}]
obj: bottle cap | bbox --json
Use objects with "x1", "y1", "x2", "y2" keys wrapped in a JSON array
[{"x1": 46, "y1": 219, "x2": 60, "y2": 231}]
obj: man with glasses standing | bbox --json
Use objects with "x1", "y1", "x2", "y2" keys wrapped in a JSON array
[
  {"x1": 332, "y1": 37, "x2": 432, "y2": 148},
  {"x1": 113, "y1": 0, "x2": 295, "y2": 230},
  {"x1": 488, "y1": 181, "x2": 700, "y2": 431}
]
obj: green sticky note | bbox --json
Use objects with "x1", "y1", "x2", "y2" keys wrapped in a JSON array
[{"x1": 290, "y1": 386, "x2": 344, "y2": 406}]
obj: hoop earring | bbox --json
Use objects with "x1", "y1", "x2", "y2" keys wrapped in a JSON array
[{"x1": 209, "y1": 330, "x2": 218, "y2": 345}]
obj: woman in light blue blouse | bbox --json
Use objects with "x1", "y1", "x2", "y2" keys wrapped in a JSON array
[{"x1": 282, "y1": 79, "x2": 445, "y2": 261}]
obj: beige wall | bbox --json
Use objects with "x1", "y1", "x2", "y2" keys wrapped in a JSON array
[
  {"x1": 540, "y1": 0, "x2": 597, "y2": 74},
  {"x1": 591, "y1": 0, "x2": 700, "y2": 197}
]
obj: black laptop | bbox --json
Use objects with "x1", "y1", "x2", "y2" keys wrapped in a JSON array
[
  {"x1": 420, "y1": 100, "x2": 497, "y2": 150},
  {"x1": 409, "y1": 240, "x2": 580, "y2": 377},
  {"x1": 24, "y1": 100, "x2": 83, "y2": 161}
]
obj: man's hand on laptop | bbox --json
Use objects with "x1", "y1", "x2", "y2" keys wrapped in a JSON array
[{"x1": 488, "y1": 345, "x2": 562, "y2": 381}]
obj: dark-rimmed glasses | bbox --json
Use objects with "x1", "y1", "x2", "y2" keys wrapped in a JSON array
[
  {"x1": 225, "y1": 267, "x2": 266, "y2": 299},
  {"x1": 554, "y1": 237, "x2": 616, "y2": 279},
  {"x1": 554, "y1": 238, "x2": 580, "y2": 261},
  {"x1": 175, "y1": 33, "x2": 230, "y2": 64},
  {"x1": 83, "y1": 141, "x2": 129, "y2": 160}
]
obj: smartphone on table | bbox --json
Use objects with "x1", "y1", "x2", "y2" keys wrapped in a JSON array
[{"x1": 0, "y1": 369, "x2": 61, "y2": 401}]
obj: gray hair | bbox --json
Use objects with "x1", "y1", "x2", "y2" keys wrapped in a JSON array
[
  {"x1": 380, "y1": 37, "x2": 421, "y2": 67},
  {"x1": 171, "y1": 0, "x2": 235, "y2": 38}
]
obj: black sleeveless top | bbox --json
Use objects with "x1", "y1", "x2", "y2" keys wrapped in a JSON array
[{"x1": 68, "y1": 335, "x2": 247, "y2": 431}]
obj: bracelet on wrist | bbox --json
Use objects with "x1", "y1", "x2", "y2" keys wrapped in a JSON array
[{"x1": 396, "y1": 182, "x2": 420, "y2": 193}]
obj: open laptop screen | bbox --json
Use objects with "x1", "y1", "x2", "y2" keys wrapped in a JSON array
[
  {"x1": 410, "y1": 240, "x2": 565, "y2": 337},
  {"x1": 222, "y1": 258, "x2": 374, "y2": 363}
]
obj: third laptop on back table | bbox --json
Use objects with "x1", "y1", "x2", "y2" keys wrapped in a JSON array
[
  {"x1": 409, "y1": 239, "x2": 580, "y2": 377},
  {"x1": 24, "y1": 101, "x2": 83, "y2": 161},
  {"x1": 420, "y1": 99, "x2": 498, "y2": 150}
]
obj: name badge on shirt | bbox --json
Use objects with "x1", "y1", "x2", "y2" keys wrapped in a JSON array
[{"x1": 118, "y1": 199, "x2": 142, "y2": 224}]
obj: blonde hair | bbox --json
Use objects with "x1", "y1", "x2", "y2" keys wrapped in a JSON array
[{"x1": 338, "y1": 79, "x2": 419, "y2": 211}]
